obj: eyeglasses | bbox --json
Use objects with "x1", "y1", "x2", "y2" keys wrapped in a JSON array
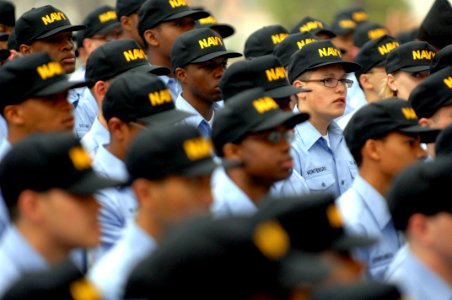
[
  {"x1": 90, "y1": 30, "x2": 122, "y2": 42},
  {"x1": 302, "y1": 78, "x2": 354, "y2": 88},
  {"x1": 250, "y1": 129, "x2": 295, "y2": 144}
]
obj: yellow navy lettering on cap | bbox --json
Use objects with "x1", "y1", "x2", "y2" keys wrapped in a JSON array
[
  {"x1": 36, "y1": 61, "x2": 64, "y2": 80},
  {"x1": 168, "y1": 0, "x2": 188, "y2": 9},
  {"x1": 300, "y1": 20, "x2": 323, "y2": 32},
  {"x1": 271, "y1": 33, "x2": 288, "y2": 45},
  {"x1": 265, "y1": 67, "x2": 286, "y2": 82},
  {"x1": 253, "y1": 220, "x2": 289, "y2": 260},
  {"x1": 378, "y1": 41, "x2": 399, "y2": 56},
  {"x1": 198, "y1": 36, "x2": 223, "y2": 49},
  {"x1": 41, "y1": 11, "x2": 67, "y2": 26},
  {"x1": 297, "y1": 38, "x2": 317, "y2": 49},
  {"x1": 353, "y1": 11, "x2": 368, "y2": 22},
  {"x1": 318, "y1": 47, "x2": 342, "y2": 58},
  {"x1": 339, "y1": 19, "x2": 356, "y2": 29},
  {"x1": 443, "y1": 76, "x2": 452, "y2": 89},
  {"x1": 183, "y1": 137, "x2": 213, "y2": 160},
  {"x1": 412, "y1": 50, "x2": 435, "y2": 60},
  {"x1": 198, "y1": 16, "x2": 218, "y2": 25},
  {"x1": 368, "y1": 28, "x2": 387, "y2": 40},
  {"x1": 326, "y1": 204, "x2": 343, "y2": 228},
  {"x1": 401, "y1": 107, "x2": 417, "y2": 120},
  {"x1": 98, "y1": 10, "x2": 117, "y2": 23},
  {"x1": 253, "y1": 97, "x2": 279, "y2": 113},
  {"x1": 69, "y1": 147, "x2": 92, "y2": 170},
  {"x1": 148, "y1": 89, "x2": 172, "y2": 106},
  {"x1": 70, "y1": 279, "x2": 101, "y2": 300},
  {"x1": 123, "y1": 49, "x2": 146, "y2": 62}
]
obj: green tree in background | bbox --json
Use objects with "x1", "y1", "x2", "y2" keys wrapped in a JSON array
[{"x1": 261, "y1": 0, "x2": 409, "y2": 30}]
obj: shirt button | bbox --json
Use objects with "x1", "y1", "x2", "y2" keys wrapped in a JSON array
[
  {"x1": 341, "y1": 180, "x2": 345, "y2": 185},
  {"x1": 322, "y1": 183, "x2": 325, "y2": 187}
]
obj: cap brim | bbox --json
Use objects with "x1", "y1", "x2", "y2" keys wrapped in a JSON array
[
  {"x1": 220, "y1": 158, "x2": 243, "y2": 170},
  {"x1": 138, "y1": 109, "x2": 194, "y2": 126},
  {"x1": 267, "y1": 85, "x2": 311, "y2": 99},
  {"x1": 278, "y1": 251, "x2": 330, "y2": 286},
  {"x1": 93, "y1": 22, "x2": 121, "y2": 36},
  {"x1": 313, "y1": 28, "x2": 337, "y2": 38},
  {"x1": 332, "y1": 234, "x2": 377, "y2": 251},
  {"x1": 191, "y1": 50, "x2": 243, "y2": 64},
  {"x1": 308, "y1": 61, "x2": 362, "y2": 73},
  {"x1": 180, "y1": 157, "x2": 218, "y2": 177},
  {"x1": 333, "y1": 27, "x2": 355, "y2": 36},
  {"x1": 399, "y1": 126, "x2": 440, "y2": 143},
  {"x1": 399, "y1": 65, "x2": 431, "y2": 73},
  {"x1": 0, "y1": 49, "x2": 10, "y2": 61},
  {"x1": 164, "y1": 10, "x2": 210, "y2": 22},
  {"x1": 208, "y1": 24, "x2": 235, "y2": 38},
  {"x1": 67, "y1": 171, "x2": 122, "y2": 195},
  {"x1": 34, "y1": 79, "x2": 89, "y2": 97},
  {"x1": 36, "y1": 24, "x2": 87, "y2": 40},
  {"x1": 252, "y1": 111, "x2": 310, "y2": 132},
  {"x1": 130, "y1": 63, "x2": 171, "y2": 76},
  {"x1": 0, "y1": 33, "x2": 9, "y2": 41}
]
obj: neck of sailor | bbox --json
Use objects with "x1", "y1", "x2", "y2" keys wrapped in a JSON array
[
  {"x1": 408, "y1": 215, "x2": 452, "y2": 286},
  {"x1": 226, "y1": 167, "x2": 273, "y2": 204},
  {"x1": 145, "y1": 46, "x2": 173, "y2": 74},
  {"x1": 15, "y1": 215, "x2": 70, "y2": 265}
]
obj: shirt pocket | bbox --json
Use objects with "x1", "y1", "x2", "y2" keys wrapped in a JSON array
[{"x1": 305, "y1": 173, "x2": 335, "y2": 192}]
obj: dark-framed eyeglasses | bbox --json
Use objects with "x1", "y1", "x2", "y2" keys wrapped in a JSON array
[
  {"x1": 250, "y1": 129, "x2": 295, "y2": 144},
  {"x1": 302, "y1": 78, "x2": 354, "y2": 88}
]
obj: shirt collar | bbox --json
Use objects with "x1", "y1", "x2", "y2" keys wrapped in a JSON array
[
  {"x1": 90, "y1": 118, "x2": 109, "y2": 144},
  {"x1": 0, "y1": 138, "x2": 11, "y2": 160},
  {"x1": 212, "y1": 167, "x2": 257, "y2": 216},
  {"x1": 127, "y1": 221, "x2": 158, "y2": 251},
  {"x1": 175, "y1": 94, "x2": 220, "y2": 128},
  {"x1": 93, "y1": 145, "x2": 129, "y2": 181},
  {"x1": 2, "y1": 226, "x2": 48, "y2": 272},
  {"x1": 405, "y1": 248, "x2": 452, "y2": 299},
  {"x1": 353, "y1": 175, "x2": 392, "y2": 229},
  {"x1": 159, "y1": 75, "x2": 182, "y2": 99}
]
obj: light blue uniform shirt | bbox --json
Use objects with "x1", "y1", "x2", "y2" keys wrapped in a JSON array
[
  {"x1": 0, "y1": 138, "x2": 11, "y2": 160},
  {"x1": 386, "y1": 246, "x2": 452, "y2": 300},
  {"x1": 0, "y1": 139, "x2": 12, "y2": 238},
  {"x1": 80, "y1": 118, "x2": 110, "y2": 157},
  {"x1": 88, "y1": 221, "x2": 157, "y2": 300},
  {"x1": 342, "y1": 73, "x2": 367, "y2": 116},
  {"x1": 0, "y1": 227, "x2": 49, "y2": 297},
  {"x1": 92, "y1": 145, "x2": 137, "y2": 258},
  {"x1": 175, "y1": 94, "x2": 221, "y2": 137},
  {"x1": 291, "y1": 119, "x2": 358, "y2": 198},
  {"x1": 0, "y1": 115, "x2": 7, "y2": 143},
  {"x1": 270, "y1": 169, "x2": 310, "y2": 197},
  {"x1": 211, "y1": 167, "x2": 257, "y2": 217},
  {"x1": 337, "y1": 175, "x2": 404, "y2": 281},
  {"x1": 160, "y1": 75, "x2": 182, "y2": 100},
  {"x1": 68, "y1": 66, "x2": 98, "y2": 139}
]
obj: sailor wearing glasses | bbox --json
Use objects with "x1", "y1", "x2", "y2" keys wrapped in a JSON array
[
  {"x1": 210, "y1": 88, "x2": 309, "y2": 217},
  {"x1": 287, "y1": 40, "x2": 361, "y2": 198}
]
